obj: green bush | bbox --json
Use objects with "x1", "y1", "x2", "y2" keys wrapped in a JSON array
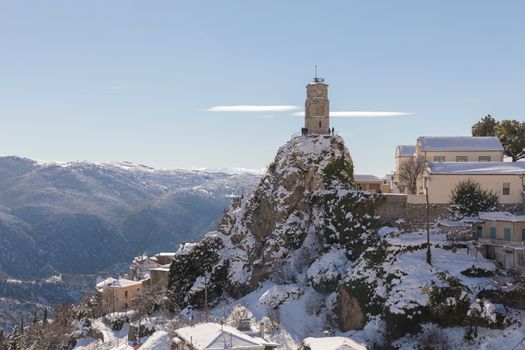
[{"x1": 449, "y1": 178, "x2": 499, "y2": 217}]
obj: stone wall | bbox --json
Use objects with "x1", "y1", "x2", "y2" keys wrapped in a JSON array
[
  {"x1": 376, "y1": 194, "x2": 450, "y2": 229},
  {"x1": 376, "y1": 194, "x2": 524, "y2": 229}
]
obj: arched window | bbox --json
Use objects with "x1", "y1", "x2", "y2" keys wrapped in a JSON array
[{"x1": 319, "y1": 121, "x2": 322, "y2": 128}]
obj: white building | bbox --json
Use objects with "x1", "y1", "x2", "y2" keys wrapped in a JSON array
[
  {"x1": 173, "y1": 323, "x2": 278, "y2": 350},
  {"x1": 302, "y1": 336, "x2": 367, "y2": 350}
]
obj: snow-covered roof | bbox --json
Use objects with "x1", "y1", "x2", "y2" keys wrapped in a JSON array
[
  {"x1": 106, "y1": 278, "x2": 143, "y2": 288},
  {"x1": 303, "y1": 336, "x2": 367, "y2": 350},
  {"x1": 354, "y1": 174, "x2": 382, "y2": 182},
  {"x1": 395, "y1": 145, "x2": 416, "y2": 157},
  {"x1": 95, "y1": 277, "x2": 117, "y2": 290},
  {"x1": 479, "y1": 212, "x2": 525, "y2": 223},
  {"x1": 174, "y1": 323, "x2": 278, "y2": 350},
  {"x1": 428, "y1": 161, "x2": 525, "y2": 175},
  {"x1": 140, "y1": 330, "x2": 170, "y2": 350},
  {"x1": 418, "y1": 136, "x2": 503, "y2": 152},
  {"x1": 150, "y1": 267, "x2": 170, "y2": 272},
  {"x1": 154, "y1": 252, "x2": 177, "y2": 257}
]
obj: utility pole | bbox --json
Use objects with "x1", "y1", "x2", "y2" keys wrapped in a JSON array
[
  {"x1": 204, "y1": 272, "x2": 209, "y2": 322},
  {"x1": 425, "y1": 176, "x2": 432, "y2": 265}
]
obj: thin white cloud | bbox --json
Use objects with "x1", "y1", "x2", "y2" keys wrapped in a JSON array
[
  {"x1": 292, "y1": 111, "x2": 411, "y2": 117},
  {"x1": 207, "y1": 105, "x2": 299, "y2": 112}
]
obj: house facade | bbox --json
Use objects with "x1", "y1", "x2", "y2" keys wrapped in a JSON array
[
  {"x1": 416, "y1": 136, "x2": 504, "y2": 163},
  {"x1": 418, "y1": 162, "x2": 525, "y2": 204},
  {"x1": 477, "y1": 212, "x2": 525, "y2": 273},
  {"x1": 150, "y1": 265, "x2": 171, "y2": 288},
  {"x1": 394, "y1": 136, "x2": 525, "y2": 205},
  {"x1": 101, "y1": 278, "x2": 142, "y2": 313},
  {"x1": 355, "y1": 174, "x2": 390, "y2": 193}
]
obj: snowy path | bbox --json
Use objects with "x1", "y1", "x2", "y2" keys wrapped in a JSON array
[{"x1": 74, "y1": 320, "x2": 133, "y2": 350}]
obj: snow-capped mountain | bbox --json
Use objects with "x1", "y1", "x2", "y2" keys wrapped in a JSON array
[{"x1": 0, "y1": 156, "x2": 260, "y2": 280}]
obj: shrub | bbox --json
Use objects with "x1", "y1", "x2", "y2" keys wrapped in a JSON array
[{"x1": 449, "y1": 179, "x2": 499, "y2": 217}]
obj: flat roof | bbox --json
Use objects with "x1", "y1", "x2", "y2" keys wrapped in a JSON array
[
  {"x1": 418, "y1": 136, "x2": 503, "y2": 152},
  {"x1": 479, "y1": 212, "x2": 525, "y2": 222},
  {"x1": 428, "y1": 161, "x2": 525, "y2": 175}
]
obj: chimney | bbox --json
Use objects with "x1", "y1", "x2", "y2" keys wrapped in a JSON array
[{"x1": 259, "y1": 322, "x2": 265, "y2": 338}]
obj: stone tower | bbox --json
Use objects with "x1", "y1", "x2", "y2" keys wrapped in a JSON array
[{"x1": 305, "y1": 77, "x2": 330, "y2": 134}]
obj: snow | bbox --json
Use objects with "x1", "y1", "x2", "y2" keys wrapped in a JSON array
[
  {"x1": 175, "y1": 322, "x2": 277, "y2": 349},
  {"x1": 306, "y1": 248, "x2": 349, "y2": 286},
  {"x1": 106, "y1": 278, "x2": 142, "y2": 288},
  {"x1": 303, "y1": 336, "x2": 367, "y2": 350},
  {"x1": 418, "y1": 136, "x2": 503, "y2": 151},
  {"x1": 428, "y1": 161, "x2": 525, "y2": 175},
  {"x1": 479, "y1": 211, "x2": 525, "y2": 222},
  {"x1": 140, "y1": 331, "x2": 170, "y2": 350},
  {"x1": 396, "y1": 145, "x2": 416, "y2": 157}
]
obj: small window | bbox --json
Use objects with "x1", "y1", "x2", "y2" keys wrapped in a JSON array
[
  {"x1": 477, "y1": 227, "x2": 483, "y2": 238},
  {"x1": 503, "y1": 183, "x2": 510, "y2": 195},
  {"x1": 522, "y1": 229, "x2": 525, "y2": 241},
  {"x1": 490, "y1": 227, "x2": 497, "y2": 239},
  {"x1": 319, "y1": 121, "x2": 322, "y2": 128},
  {"x1": 456, "y1": 156, "x2": 468, "y2": 162},
  {"x1": 504, "y1": 228, "x2": 511, "y2": 241},
  {"x1": 433, "y1": 156, "x2": 445, "y2": 162},
  {"x1": 125, "y1": 291, "x2": 128, "y2": 298},
  {"x1": 478, "y1": 156, "x2": 491, "y2": 162}
]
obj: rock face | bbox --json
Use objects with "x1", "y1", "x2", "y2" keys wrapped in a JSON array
[{"x1": 168, "y1": 134, "x2": 383, "y2": 318}]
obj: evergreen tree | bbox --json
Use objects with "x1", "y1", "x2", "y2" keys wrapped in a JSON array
[
  {"x1": 471, "y1": 115, "x2": 525, "y2": 161},
  {"x1": 42, "y1": 308, "x2": 48, "y2": 325},
  {"x1": 494, "y1": 119, "x2": 525, "y2": 161},
  {"x1": 471, "y1": 114, "x2": 497, "y2": 136},
  {"x1": 450, "y1": 179, "x2": 499, "y2": 217}
]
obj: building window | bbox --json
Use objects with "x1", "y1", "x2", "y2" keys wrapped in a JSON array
[
  {"x1": 456, "y1": 156, "x2": 468, "y2": 162},
  {"x1": 125, "y1": 291, "x2": 128, "y2": 298},
  {"x1": 490, "y1": 227, "x2": 497, "y2": 239},
  {"x1": 477, "y1": 227, "x2": 483, "y2": 238},
  {"x1": 433, "y1": 156, "x2": 445, "y2": 162},
  {"x1": 319, "y1": 121, "x2": 321, "y2": 128},
  {"x1": 478, "y1": 156, "x2": 491, "y2": 162},
  {"x1": 503, "y1": 183, "x2": 510, "y2": 195},
  {"x1": 504, "y1": 228, "x2": 511, "y2": 241},
  {"x1": 518, "y1": 251, "x2": 525, "y2": 266},
  {"x1": 522, "y1": 229, "x2": 525, "y2": 241}
]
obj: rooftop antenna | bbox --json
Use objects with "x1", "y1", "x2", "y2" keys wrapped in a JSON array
[{"x1": 313, "y1": 65, "x2": 324, "y2": 83}]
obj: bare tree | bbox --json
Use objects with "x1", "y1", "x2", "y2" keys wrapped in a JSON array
[{"x1": 398, "y1": 156, "x2": 427, "y2": 194}]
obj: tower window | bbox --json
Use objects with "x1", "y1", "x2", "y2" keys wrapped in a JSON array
[{"x1": 319, "y1": 121, "x2": 322, "y2": 128}]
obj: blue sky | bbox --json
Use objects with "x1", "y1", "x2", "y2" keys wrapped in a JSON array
[{"x1": 0, "y1": 1, "x2": 524, "y2": 176}]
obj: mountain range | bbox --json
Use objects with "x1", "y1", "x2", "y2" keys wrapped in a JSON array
[{"x1": 0, "y1": 156, "x2": 260, "y2": 280}]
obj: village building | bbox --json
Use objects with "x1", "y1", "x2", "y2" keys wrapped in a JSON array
[
  {"x1": 393, "y1": 136, "x2": 525, "y2": 205},
  {"x1": 129, "y1": 255, "x2": 161, "y2": 280},
  {"x1": 173, "y1": 322, "x2": 278, "y2": 350},
  {"x1": 416, "y1": 136, "x2": 504, "y2": 163},
  {"x1": 150, "y1": 264, "x2": 171, "y2": 288},
  {"x1": 154, "y1": 252, "x2": 177, "y2": 265},
  {"x1": 477, "y1": 212, "x2": 525, "y2": 273},
  {"x1": 418, "y1": 162, "x2": 525, "y2": 204},
  {"x1": 355, "y1": 174, "x2": 390, "y2": 193},
  {"x1": 100, "y1": 278, "x2": 142, "y2": 313},
  {"x1": 302, "y1": 336, "x2": 366, "y2": 350}
]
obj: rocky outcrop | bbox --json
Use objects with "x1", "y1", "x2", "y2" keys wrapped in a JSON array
[{"x1": 168, "y1": 134, "x2": 383, "y2": 313}]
